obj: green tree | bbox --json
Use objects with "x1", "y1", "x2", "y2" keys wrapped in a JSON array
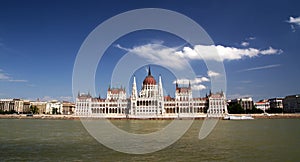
[
  {"x1": 228, "y1": 103, "x2": 244, "y2": 114},
  {"x1": 247, "y1": 106, "x2": 264, "y2": 114},
  {"x1": 30, "y1": 105, "x2": 39, "y2": 114}
]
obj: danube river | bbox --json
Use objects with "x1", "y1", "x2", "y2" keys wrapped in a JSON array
[{"x1": 1, "y1": 119, "x2": 300, "y2": 161}]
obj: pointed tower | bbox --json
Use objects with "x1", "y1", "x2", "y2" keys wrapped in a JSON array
[
  {"x1": 158, "y1": 74, "x2": 163, "y2": 98},
  {"x1": 130, "y1": 75, "x2": 138, "y2": 115},
  {"x1": 148, "y1": 66, "x2": 151, "y2": 76},
  {"x1": 158, "y1": 74, "x2": 165, "y2": 115},
  {"x1": 131, "y1": 75, "x2": 138, "y2": 99}
]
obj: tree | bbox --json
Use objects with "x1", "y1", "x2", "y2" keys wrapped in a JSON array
[
  {"x1": 266, "y1": 108, "x2": 283, "y2": 113},
  {"x1": 247, "y1": 106, "x2": 264, "y2": 114},
  {"x1": 30, "y1": 105, "x2": 39, "y2": 114},
  {"x1": 228, "y1": 103, "x2": 244, "y2": 114}
]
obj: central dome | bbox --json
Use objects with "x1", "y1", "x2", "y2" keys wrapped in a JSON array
[
  {"x1": 143, "y1": 67, "x2": 156, "y2": 85},
  {"x1": 143, "y1": 75, "x2": 156, "y2": 85}
]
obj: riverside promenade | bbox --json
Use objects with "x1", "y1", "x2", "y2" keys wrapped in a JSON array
[{"x1": 1, "y1": 113, "x2": 300, "y2": 120}]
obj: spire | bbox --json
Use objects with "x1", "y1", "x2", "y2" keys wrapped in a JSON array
[
  {"x1": 133, "y1": 75, "x2": 136, "y2": 85},
  {"x1": 188, "y1": 80, "x2": 191, "y2": 89},
  {"x1": 176, "y1": 80, "x2": 178, "y2": 89},
  {"x1": 148, "y1": 66, "x2": 151, "y2": 76},
  {"x1": 159, "y1": 74, "x2": 163, "y2": 98},
  {"x1": 131, "y1": 75, "x2": 138, "y2": 99}
]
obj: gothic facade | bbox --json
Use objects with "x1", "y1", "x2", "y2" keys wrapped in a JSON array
[{"x1": 75, "y1": 68, "x2": 227, "y2": 118}]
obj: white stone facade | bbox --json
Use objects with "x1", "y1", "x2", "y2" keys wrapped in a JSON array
[
  {"x1": 75, "y1": 68, "x2": 228, "y2": 118},
  {"x1": 46, "y1": 100, "x2": 63, "y2": 114},
  {"x1": 207, "y1": 91, "x2": 228, "y2": 117},
  {"x1": 255, "y1": 100, "x2": 270, "y2": 112}
]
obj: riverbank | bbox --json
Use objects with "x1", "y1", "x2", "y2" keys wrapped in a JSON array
[
  {"x1": 0, "y1": 114, "x2": 80, "y2": 120},
  {"x1": 251, "y1": 113, "x2": 300, "y2": 119},
  {"x1": 1, "y1": 113, "x2": 300, "y2": 120}
]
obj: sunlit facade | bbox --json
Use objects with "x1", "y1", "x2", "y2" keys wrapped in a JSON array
[{"x1": 75, "y1": 67, "x2": 227, "y2": 118}]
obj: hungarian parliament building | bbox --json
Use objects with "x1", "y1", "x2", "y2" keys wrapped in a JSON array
[{"x1": 75, "y1": 68, "x2": 228, "y2": 118}]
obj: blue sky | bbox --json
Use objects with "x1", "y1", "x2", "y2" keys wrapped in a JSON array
[{"x1": 0, "y1": 0, "x2": 299, "y2": 101}]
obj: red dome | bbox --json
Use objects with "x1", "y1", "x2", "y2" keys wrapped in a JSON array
[
  {"x1": 143, "y1": 75, "x2": 156, "y2": 85},
  {"x1": 143, "y1": 66, "x2": 156, "y2": 85}
]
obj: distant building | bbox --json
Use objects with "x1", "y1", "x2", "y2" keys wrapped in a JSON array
[
  {"x1": 207, "y1": 91, "x2": 228, "y2": 116},
  {"x1": 23, "y1": 100, "x2": 31, "y2": 113},
  {"x1": 0, "y1": 98, "x2": 74, "y2": 114},
  {"x1": 254, "y1": 100, "x2": 270, "y2": 112},
  {"x1": 0, "y1": 99, "x2": 15, "y2": 112},
  {"x1": 75, "y1": 67, "x2": 228, "y2": 118},
  {"x1": 30, "y1": 100, "x2": 47, "y2": 114},
  {"x1": 46, "y1": 100, "x2": 63, "y2": 114},
  {"x1": 269, "y1": 98, "x2": 283, "y2": 109},
  {"x1": 62, "y1": 101, "x2": 75, "y2": 115},
  {"x1": 14, "y1": 99, "x2": 24, "y2": 113},
  {"x1": 283, "y1": 95, "x2": 300, "y2": 113},
  {"x1": 229, "y1": 97, "x2": 253, "y2": 111}
]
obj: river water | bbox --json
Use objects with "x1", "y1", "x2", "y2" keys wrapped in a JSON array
[{"x1": 0, "y1": 119, "x2": 299, "y2": 161}]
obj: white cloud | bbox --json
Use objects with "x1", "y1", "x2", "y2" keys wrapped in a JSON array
[
  {"x1": 173, "y1": 77, "x2": 209, "y2": 91},
  {"x1": 173, "y1": 77, "x2": 210, "y2": 85},
  {"x1": 0, "y1": 69, "x2": 28, "y2": 82},
  {"x1": 207, "y1": 70, "x2": 220, "y2": 77},
  {"x1": 241, "y1": 37, "x2": 255, "y2": 47},
  {"x1": 240, "y1": 80, "x2": 252, "y2": 83},
  {"x1": 194, "y1": 77, "x2": 210, "y2": 83},
  {"x1": 0, "y1": 72, "x2": 10, "y2": 80},
  {"x1": 8, "y1": 79, "x2": 27, "y2": 82},
  {"x1": 176, "y1": 45, "x2": 282, "y2": 62},
  {"x1": 116, "y1": 44, "x2": 188, "y2": 70},
  {"x1": 192, "y1": 84, "x2": 206, "y2": 90},
  {"x1": 116, "y1": 43, "x2": 282, "y2": 68},
  {"x1": 173, "y1": 78, "x2": 190, "y2": 85},
  {"x1": 287, "y1": 16, "x2": 300, "y2": 26},
  {"x1": 287, "y1": 16, "x2": 300, "y2": 32},
  {"x1": 241, "y1": 41, "x2": 249, "y2": 47},
  {"x1": 291, "y1": 25, "x2": 296, "y2": 32},
  {"x1": 248, "y1": 37, "x2": 256, "y2": 40},
  {"x1": 260, "y1": 47, "x2": 283, "y2": 55},
  {"x1": 238, "y1": 64, "x2": 281, "y2": 72}
]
